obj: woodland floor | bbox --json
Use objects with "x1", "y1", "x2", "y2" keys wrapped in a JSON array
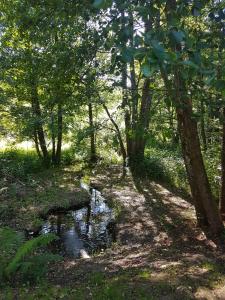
[{"x1": 1, "y1": 165, "x2": 225, "y2": 299}]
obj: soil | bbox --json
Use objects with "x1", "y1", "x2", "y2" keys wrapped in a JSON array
[
  {"x1": 1, "y1": 165, "x2": 225, "y2": 299},
  {"x1": 45, "y1": 165, "x2": 225, "y2": 299}
]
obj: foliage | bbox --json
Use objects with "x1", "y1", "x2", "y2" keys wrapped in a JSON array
[
  {"x1": 0, "y1": 149, "x2": 43, "y2": 181},
  {"x1": 132, "y1": 143, "x2": 189, "y2": 193},
  {"x1": 203, "y1": 145, "x2": 221, "y2": 200},
  {"x1": 0, "y1": 228, "x2": 61, "y2": 284}
]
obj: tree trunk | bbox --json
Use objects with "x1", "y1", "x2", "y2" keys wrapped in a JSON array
[
  {"x1": 33, "y1": 130, "x2": 42, "y2": 159},
  {"x1": 133, "y1": 78, "x2": 152, "y2": 160},
  {"x1": 220, "y1": 107, "x2": 225, "y2": 220},
  {"x1": 103, "y1": 104, "x2": 127, "y2": 166},
  {"x1": 51, "y1": 110, "x2": 56, "y2": 164},
  {"x1": 31, "y1": 83, "x2": 50, "y2": 166},
  {"x1": 163, "y1": 0, "x2": 223, "y2": 234},
  {"x1": 88, "y1": 103, "x2": 97, "y2": 163},
  {"x1": 128, "y1": 11, "x2": 139, "y2": 162},
  {"x1": 55, "y1": 103, "x2": 63, "y2": 165},
  {"x1": 120, "y1": 7, "x2": 131, "y2": 163},
  {"x1": 168, "y1": 68, "x2": 223, "y2": 233},
  {"x1": 200, "y1": 99, "x2": 207, "y2": 151}
]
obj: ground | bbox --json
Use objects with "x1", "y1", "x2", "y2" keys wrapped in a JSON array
[{"x1": 1, "y1": 165, "x2": 225, "y2": 299}]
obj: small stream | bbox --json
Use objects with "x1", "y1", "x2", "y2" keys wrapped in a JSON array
[{"x1": 40, "y1": 182, "x2": 116, "y2": 258}]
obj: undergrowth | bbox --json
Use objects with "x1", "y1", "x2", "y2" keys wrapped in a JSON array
[
  {"x1": 0, "y1": 227, "x2": 61, "y2": 285},
  {"x1": 0, "y1": 149, "x2": 43, "y2": 181},
  {"x1": 142, "y1": 142, "x2": 221, "y2": 199}
]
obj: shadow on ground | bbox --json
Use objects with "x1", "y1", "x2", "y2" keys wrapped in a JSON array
[{"x1": 39, "y1": 165, "x2": 225, "y2": 300}]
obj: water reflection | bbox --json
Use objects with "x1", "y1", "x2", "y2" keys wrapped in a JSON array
[{"x1": 41, "y1": 185, "x2": 116, "y2": 258}]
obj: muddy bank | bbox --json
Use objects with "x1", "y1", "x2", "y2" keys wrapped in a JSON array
[
  {"x1": 0, "y1": 168, "x2": 91, "y2": 233},
  {"x1": 30, "y1": 183, "x2": 117, "y2": 259}
]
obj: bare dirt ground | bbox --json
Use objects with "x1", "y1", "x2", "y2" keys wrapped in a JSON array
[{"x1": 46, "y1": 165, "x2": 225, "y2": 300}]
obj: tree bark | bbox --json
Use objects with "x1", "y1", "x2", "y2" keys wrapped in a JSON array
[
  {"x1": 55, "y1": 103, "x2": 63, "y2": 165},
  {"x1": 31, "y1": 82, "x2": 50, "y2": 166},
  {"x1": 200, "y1": 99, "x2": 207, "y2": 151},
  {"x1": 160, "y1": 59, "x2": 223, "y2": 233},
  {"x1": 220, "y1": 108, "x2": 225, "y2": 219},
  {"x1": 127, "y1": 10, "x2": 153, "y2": 164},
  {"x1": 33, "y1": 130, "x2": 42, "y2": 159},
  {"x1": 103, "y1": 104, "x2": 127, "y2": 166},
  {"x1": 162, "y1": 0, "x2": 223, "y2": 234},
  {"x1": 135, "y1": 78, "x2": 152, "y2": 159},
  {"x1": 51, "y1": 109, "x2": 56, "y2": 164},
  {"x1": 88, "y1": 103, "x2": 97, "y2": 163},
  {"x1": 120, "y1": 7, "x2": 131, "y2": 161}
]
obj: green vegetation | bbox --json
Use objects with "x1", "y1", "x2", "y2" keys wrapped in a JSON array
[
  {"x1": 0, "y1": 149, "x2": 43, "y2": 181},
  {"x1": 0, "y1": 228, "x2": 60, "y2": 285},
  {"x1": 0, "y1": 0, "x2": 225, "y2": 298}
]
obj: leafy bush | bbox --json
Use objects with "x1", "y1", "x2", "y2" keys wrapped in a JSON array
[
  {"x1": 203, "y1": 145, "x2": 221, "y2": 199},
  {"x1": 61, "y1": 148, "x2": 76, "y2": 166},
  {"x1": 144, "y1": 145, "x2": 189, "y2": 193},
  {"x1": 144, "y1": 142, "x2": 221, "y2": 199},
  {"x1": 0, "y1": 227, "x2": 61, "y2": 284},
  {"x1": 0, "y1": 149, "x2": 43, "y2": 181}
]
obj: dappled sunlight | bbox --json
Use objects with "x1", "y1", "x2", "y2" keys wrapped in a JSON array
[{"x1": 40, "y1": 164, "x2": 225, "y2": 299}]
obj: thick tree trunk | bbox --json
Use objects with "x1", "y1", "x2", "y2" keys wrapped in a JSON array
[
  {"x1": 88, "y1": 103, "x2": 97, "y2": 163},
  {"x1": 162, "y1": 0, "x2": 223, "y2": 234},
  {"x1": 220, "y1": 107, "x2": 225, "y2": 220},
  {"x1": 160, "y1": 62, "x2": 223, "y2": 233},
  {"x1": 55, "y1": 103, "x2": 63, "y2": 165},
  {"x1": 174, "y1": 71, "x2": 222, "y2": 233}
]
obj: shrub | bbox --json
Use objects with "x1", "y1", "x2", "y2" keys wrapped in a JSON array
[
  {"x1": 0, "y1": 149, "x2": 43, "y2": 181},
  {"x1": 0, "y1": 227, "x2": 61, "y2": 285},
  {"x1": 61, "y1": 148, "x2": 76, "y2": 166},
  {"x1": 144, "y1": 145, "x2": 189, "y2": 193}
]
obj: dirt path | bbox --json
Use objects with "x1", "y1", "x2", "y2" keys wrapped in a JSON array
[{"x1": 45, "y1": 165, "x2": 225, "y2": 299}]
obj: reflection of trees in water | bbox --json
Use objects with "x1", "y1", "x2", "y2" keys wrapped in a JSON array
[{"x1": 41, "y1": 188, "x2": 115, "y2": 257}]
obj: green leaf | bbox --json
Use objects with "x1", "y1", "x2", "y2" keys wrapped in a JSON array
[
  {"x1": 204, "y1": 75, "x2": 215, "y2": 86},
  {"x1": 134, "y1": 48, "x2": 146, "y2": 61},
  {"x1": 5, "y1": 233, "x2": 58, "y2": 277},
  {"x1": 151, "y1": 40, "x2": 165, "y2": 61},
  {"x1": 171, "y1": 30, "x2": 185, "y2": 44},
  {"x1": 181, "y1": 60, "x2": 199, "y2": 69},
  {"x1": 214, "y1": 80, "x2": 225, "y2": 92},
  {"x1": 93, "y1": 0, "x2": 112, "y2": 9},
  {"x1": 121, "y1": 48, "x2": 134, "y2": 63},
  {"x1": 134, "y1": 35, "x2": 143, "y2": 47},
  {"x1": 141, "y1": 63, "x2": 152, "y2": 77}
]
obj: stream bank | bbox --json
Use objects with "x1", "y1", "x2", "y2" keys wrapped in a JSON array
[{"x1": 1, "y1": 165, "x2": 225, "y2": 299}]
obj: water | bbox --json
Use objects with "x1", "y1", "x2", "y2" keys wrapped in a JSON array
[{"x1": 41, "y1": 183, "x2": 116, "y2": 258}]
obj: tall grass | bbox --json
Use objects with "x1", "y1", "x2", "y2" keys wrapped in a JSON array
[{"x1": 0, "y1": 149, "x2": 43, "y2": 181}]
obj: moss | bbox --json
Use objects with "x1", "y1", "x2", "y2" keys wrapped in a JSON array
[{"x1": 0, "y1": 166, "x2": 90, "y2": 231}]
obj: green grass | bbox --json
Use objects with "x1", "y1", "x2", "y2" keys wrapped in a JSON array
[
  {"x1": 0, "y1": 269, "x2": 174, "y2": 300},
  {"x1": 0, "y1": 149, "x2": 43, "y2": 181}
]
